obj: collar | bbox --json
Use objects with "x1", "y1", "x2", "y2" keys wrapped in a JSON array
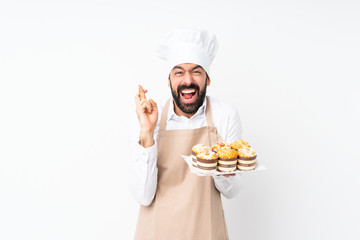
[{"x1": 167, "y1": 96, "x2": 208, "y2": 121}]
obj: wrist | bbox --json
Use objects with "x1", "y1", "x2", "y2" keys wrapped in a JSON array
[{"x1": 139, "y1": 131, "x2": 154, "y2": 148}]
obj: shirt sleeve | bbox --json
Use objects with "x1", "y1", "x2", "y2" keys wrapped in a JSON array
[
  {"x1": 212, "y1": 174, "x2": 242, "y2": 198},
  {"x1": 224, "y1": 108, "x2": 242, "y2": 143},
  {"x1": 212, "y1": 101, "x2": 243, "y2": 198},
  {"x1": 128, "y1": 139, "x2": 158, "y2": 206}
]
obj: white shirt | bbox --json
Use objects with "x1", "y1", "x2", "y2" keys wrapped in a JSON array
[{"x1": 128, "y1": 95, "x2": 243, "y2": 206}]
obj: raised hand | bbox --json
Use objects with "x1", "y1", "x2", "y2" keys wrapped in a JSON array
[{"x1": 135, "y1": 85, "x2": 158, "y2": 148}]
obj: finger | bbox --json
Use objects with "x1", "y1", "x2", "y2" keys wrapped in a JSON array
[
  {"x1": 136, "y1": 98, "x2": 145, "y2": 110},
  {"x1": 138, "y1": 85, "x2": 147, "y2": 100},
  {"x1": 137, "y1": 85, "x2": 144, "y2": 99},
  {"x1": 139, "y1": 99, "x2": 153, "y2": 113},
  {"x1": 144, "y1": 102, "x2": 153, "y2": 113},
  {"x1": 137, "y1": 85, "x2": 150, "y2": 109},
  {"x1": 224, "y1": 174, "x2": 236, "y2": 178},
  {"x1": 135, "y1": 94, "x2": 140, "y2": 104},
  {"x1": 135, "y1": 93, "x2": 145, "y2": 105},
  {"x1": 149, "y1": 99, "x2": 158, "y2": 112}
]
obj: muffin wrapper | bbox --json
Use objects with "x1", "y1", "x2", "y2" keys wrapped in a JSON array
[{"x1": 238, "y1": 155, "x2": 257, "y2": 160}]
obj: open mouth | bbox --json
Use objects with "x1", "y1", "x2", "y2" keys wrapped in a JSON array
[{"x1": 180, "y1": 89, "x2": 197, "y2": 104}]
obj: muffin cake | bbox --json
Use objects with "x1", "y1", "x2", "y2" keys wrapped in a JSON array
[
  {"x1": 211, "y1": 141, "x2": 230, "y2": 153},
  {"x1": 237, "y1": 147, "x2": 257, "y2": 171},
  {"x1": 216, "y1": 146, "x2": 238, "y2": 172},
  {"x1": 230, "y1": 139, "x2": 250, "y2": 150},
  {"x1": 192, "y1": 144, "x2": 211, "y2": 155},
  {"x1": 196, "y1": 149, "x2": 219, "y2": 173},
  {"x1": 191, "y1": 144, "x2": 211, "y2": 167}
]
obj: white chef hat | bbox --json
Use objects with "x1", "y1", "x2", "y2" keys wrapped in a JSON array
[{"x1": 156, "y1": 28, "x2": 219, "y2": 76}]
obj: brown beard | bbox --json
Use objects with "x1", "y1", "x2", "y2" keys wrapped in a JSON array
[{"x1": 170, "y1": 81, "x2": 207, "y2": 114}]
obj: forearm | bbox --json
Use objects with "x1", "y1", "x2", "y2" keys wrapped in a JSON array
[{"x1": 212, "y1": 174, "x2": 242, "y2": 199}]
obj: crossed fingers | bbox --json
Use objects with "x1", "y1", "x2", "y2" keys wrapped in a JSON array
[{"x1": 135, "y1": 85, "x2": 155, "y2": 114}]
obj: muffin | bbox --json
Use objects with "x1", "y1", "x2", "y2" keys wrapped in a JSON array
[
  {"x1": 191, "y1": 144, "x2": 211, "y2": 167},
  {"x1": 211, "y1": 141, "x2": 230, "y2": 153},
  {"x1": 216, "y1": 146, "x2": 238, "y2": 172},
  {"x1": 237, "y1": 147, "x2": 257, "y2": 171},
  {"x1": 192, "y1": 144, "x2": 211, "y2": 155},
  {"x1": 230, "y1": 139, "x2": 250, "y2": 150},
  {"x1": 196, "y1": 149, "x2": 219, "y2": 173}
]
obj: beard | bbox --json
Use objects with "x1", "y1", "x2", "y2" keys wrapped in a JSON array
[{"x1": 170, "y1": 80, "x2": 207, "y2": 114}]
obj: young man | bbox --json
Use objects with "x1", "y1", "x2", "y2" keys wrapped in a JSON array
[{"x1": 129, "y1": 29, "x2": 242, "y2": 239}]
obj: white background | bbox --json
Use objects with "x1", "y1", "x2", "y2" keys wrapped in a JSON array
[{"x1": 1, "y1": 0, "x2": 359, "y2": 239}]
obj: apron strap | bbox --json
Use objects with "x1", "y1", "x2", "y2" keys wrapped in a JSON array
[
  {"x1": 205, "y1": 96, "x2": 214, "y2": 127},
  {"x1": 159, "y1": 99, "x2": 171, "y2": 131}
]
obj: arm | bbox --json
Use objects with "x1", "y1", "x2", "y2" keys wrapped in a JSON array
[
  {"x1": 128, "y1": 139, "x2": 158, "y2": 206},
  {"x1": 213, "y1": 174, "x2": 242, "y2": 199},
  {"x1": 128, "y1": 85, "x2": 159, "y2": 206},
  {"x1": 213, "y1": 107, "x2": 243, "y2": 198}
]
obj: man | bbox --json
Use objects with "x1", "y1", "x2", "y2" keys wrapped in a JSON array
[{"x1": 129, "y1": 29, "x2": 242, "y2": 239}]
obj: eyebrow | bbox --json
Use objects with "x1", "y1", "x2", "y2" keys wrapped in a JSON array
[
  {"x1": 191, "y1": 65, "x2": 203, "y2": 71},
  {"x1": 172, "y1": 66, "x2": 184, "y2": 71},
  {"x1": 172, "y1": 65, "x2": 203, "y2": 71}
]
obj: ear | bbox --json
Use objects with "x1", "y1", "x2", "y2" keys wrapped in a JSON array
[{"x1": 206, "y1": 76, "x2": 211, "y2": 86}]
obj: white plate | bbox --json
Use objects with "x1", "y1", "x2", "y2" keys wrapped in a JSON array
[{"x1": 181, "y1": 155, "x2": 266, "y2": 176}]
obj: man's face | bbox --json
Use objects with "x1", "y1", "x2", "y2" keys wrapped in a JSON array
[{"x1": 168, "y1": 63, "x2": 210, "y2": 115}]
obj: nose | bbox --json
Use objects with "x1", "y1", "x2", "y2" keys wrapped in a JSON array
[{"x1": 183, "y1": 71, "x2": 193, "y2": 85}]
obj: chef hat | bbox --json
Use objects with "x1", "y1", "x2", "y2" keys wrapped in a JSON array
[{"x1": 156, "y1": 28, "x2": 219, "y2": 76}]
